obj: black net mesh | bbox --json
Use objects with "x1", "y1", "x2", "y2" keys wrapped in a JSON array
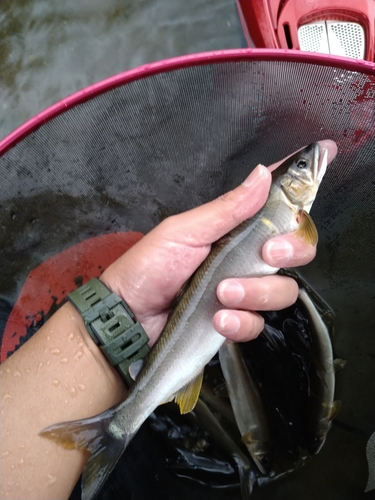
[{"x1": 0, "y1": 55, "x2": 374, "y2": 499}]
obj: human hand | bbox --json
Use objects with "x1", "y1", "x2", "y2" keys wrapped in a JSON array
[{"x1": 101, "y1": 139, "x2": 337, "y2": 345}]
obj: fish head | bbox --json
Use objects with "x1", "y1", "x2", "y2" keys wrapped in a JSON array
[
  {"x1": 242, "y1": 438, "x2": 272, "y2": 475},
  {"x1": 275, "y1": 143, "x2": 328, "y2": 212}
]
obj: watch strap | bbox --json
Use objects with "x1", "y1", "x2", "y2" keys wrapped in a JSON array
[{"x1": 67, "y1": 278, "x2": 150, "y2": 387}]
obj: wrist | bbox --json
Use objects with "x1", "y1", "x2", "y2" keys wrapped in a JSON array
[{"x1": 68, "y1": 278, "x2": 150, "y2": 387}]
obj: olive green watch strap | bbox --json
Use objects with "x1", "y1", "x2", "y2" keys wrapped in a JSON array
[{"x1": 67, "y1": 278, "x2": 150, "y2": 387}]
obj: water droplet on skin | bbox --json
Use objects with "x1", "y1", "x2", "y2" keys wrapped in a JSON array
[
  {"x1": 47, "y1": 474, "x2": 57, "y2": 486},
  {"x1": 46, "y1": 361, "x2": 50, "y2": 366},
  {"x1": 60, "y1": 357, "x2": 68, "y2": 364},
  {"x1": 25, "y1": 368, "x2": 31, "y2": 373},
  {"x1": 74, "y1": 350, "x2": 83, "y2": 361},
  {"x1": 64, "y1": 399, "x2": 68, "y2": 404},
  {"x1": 78, "y1": 342, "x2": 83, "y2": 348},
  {"x1": 47, "y1": 336, "x2": 50, "y2": 341},
  {"x1": 38, "y1": 361, "x2": 43, "y2": 369},
  {"x1": 52, "y1": 379, "x2": 60, "y2": 387},
  {"x1": 70, "y1": 386, "x2": 77, "y2": 397},
  {"x1": 19, "y1": 458, "x2": 24, "y2": 465},
  {"x1": 68, "y1": 332, "x2": 74, "y2": 340},
  {"x1": 50, "y1": 348, "x2": 61, "y2": 355},
  {"x1": 78, "y1": 384, "x2": 85, "y2": 391},
  {"x1": 3, "y1": 394, "x2": 13, "y2": 403},
  {"x1": 30, "y1": 405, "x2": 34, "y2": 410},
  {"x1": 13, "y1": 370, "x2": 21, "y2": 377},
  {"x1": 2, "y1": 450, "x2": 10, "y2": 457}
]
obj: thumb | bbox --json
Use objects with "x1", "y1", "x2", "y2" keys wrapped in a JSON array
[{"x1": 161, "y1": 164, "x2": 272, "y2": 247}]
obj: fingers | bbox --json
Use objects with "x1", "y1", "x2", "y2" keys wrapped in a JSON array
[
  {"x1": 160, "y1": 164, "x2": 272, "y2": 247},
  {"x1": 217, "y1": 275, "x2": 298, "y2": 310},
  {"x1": 215, "y1": 275, "x2": 299, "y2": 342},
  {"x1": 213, "y1": 309, "x2": 265, "y2": 342},
  {"x1": 262, "y1": 233, "x2": 317, "y2": 268},
  {"x1": 163, "y1": 139, "x2": 338, "y2": 249}
]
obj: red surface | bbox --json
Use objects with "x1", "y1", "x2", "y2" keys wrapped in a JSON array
[
  {"x1": 1, "y1": 232, "x2": 143, "y2": 362},
  {"x1": 236, "y1": 0, "x2": 375, "y2": 61},
  {"x1": 235, "y1": 0, "x2": 279, "y2": 48}
]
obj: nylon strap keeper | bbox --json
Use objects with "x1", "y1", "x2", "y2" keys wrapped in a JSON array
[{"x1": 67, "y1": 278, "x2": 150, "y2": 387}]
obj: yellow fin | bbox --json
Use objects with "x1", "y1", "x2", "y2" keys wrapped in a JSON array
[
  {"x1": 334, "y1": 358, "x2": 347, "y2": 373},
  {"x1": 329, "y1": 400, "x2": 341, "y2": 420},
  {"x1": 241, "y1": 431, "x2": 253, "y2": 445},
  {"x1": 174, "y1": 371, "x2": 204, "y2": 414},
  {"x1": 295, "y1": 210, "x2": 318, "y2": 246}
]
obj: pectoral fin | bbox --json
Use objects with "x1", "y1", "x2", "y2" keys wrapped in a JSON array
[
  {"x1": 329, "y1": 400, "x2": 341, "y2": 420},
  {"x1": 174, "y1": 371, "x2": 204, "y2": 414},
  {"x1": 295, "y1": 210, "x2": 318, "y2": 246},
  {"x1": 334, "y1": 358, "x2": 347, "y2": 373}
]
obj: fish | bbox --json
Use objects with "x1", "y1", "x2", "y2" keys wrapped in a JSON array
[
  {"x1": 39, "y1": 142, "x2": 328, "y2": 500},
  {"x1": 298, "y1": 287, "x2": 341, "y2": 453},
  {"x1": 219, "y1": 343, "x2": 272, "y2": 474},
  {"x1": 189, "y1": 398, "x2": 257, "y2": 498},
  {"x1": 199, "y1": 381, "x2": 237, "y2": 425}
]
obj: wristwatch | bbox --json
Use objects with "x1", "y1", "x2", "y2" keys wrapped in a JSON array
[{"x1": 67, "y1": 278, "x2": 150, "y2": 387}]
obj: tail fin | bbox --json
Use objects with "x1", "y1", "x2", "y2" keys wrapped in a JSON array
[{"x1": 39, "y1": 407, "x2": 132, "y2": 500}]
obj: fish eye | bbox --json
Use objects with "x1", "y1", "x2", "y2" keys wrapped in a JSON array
[{"x1": 296, "y1": 159, "x2": 308, "y2": 169}]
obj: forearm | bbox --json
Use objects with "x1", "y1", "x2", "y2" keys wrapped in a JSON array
[{"x1": 0, "y1": 301, "x2": 127, "y2": 500}]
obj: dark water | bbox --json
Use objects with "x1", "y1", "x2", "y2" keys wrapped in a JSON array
[{"x1": 0, "y1": 0, "x2": 245, "y2": 141}]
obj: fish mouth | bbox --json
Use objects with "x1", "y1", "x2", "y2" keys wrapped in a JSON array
[{"x1": 316, "y1": 144, "x2": 328, "y2": 182}]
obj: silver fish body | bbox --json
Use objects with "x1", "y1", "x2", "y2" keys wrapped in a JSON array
[
  {"x1": 298, "y1": 287, "x2": 339, "y2": 453},
  {"x1": 112, "y1": 187, "x2": 303, "y2": 433},
  {"x1": 191, "y1": 398, "x2": 257, "y2": 498},
  {"x1": 219, "y1": 343, "x2": 272, "y2": 474},
  {"x1": 40, "y1": 143, "x2": 328, "y2": 500}
]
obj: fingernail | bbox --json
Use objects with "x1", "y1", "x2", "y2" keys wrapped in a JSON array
[
  {"x1": 218, "y1": 281, "x2": 244, "y2": 306},
  {"x1": 263, "y1": 239, "x2": 293, "y2": 266},
  {"x1": 218, "y1": 312, "x2": 241, "y2": 335},
  {"x1": 242, "y1": 164, "x2": 267, "y2": 187}
]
